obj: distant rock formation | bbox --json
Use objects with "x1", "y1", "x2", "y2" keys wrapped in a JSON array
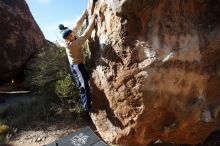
[
  {"x1": 0, "y1": 0, "x2": 45, "y2": 82},
  {"x1": 88, "y1": 0, "x2": 220, "y2": 145}
]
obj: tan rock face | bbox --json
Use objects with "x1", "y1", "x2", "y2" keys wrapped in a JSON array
[
  {"x1": 0, "y1": 0, "x2": 45, "y2": 82},
  {"x1": 88, "y1": 0, "x2": 220, "y2": 145}
]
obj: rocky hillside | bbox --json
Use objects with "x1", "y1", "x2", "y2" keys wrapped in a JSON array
[
  {"x1": 88, "y1": 0, "x2": 220, "y2": 145},
  {"x1": 0, "y1": 0, "x2": 45, "y2": 83}
]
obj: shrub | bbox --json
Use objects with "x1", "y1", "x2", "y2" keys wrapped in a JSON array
[
  {"x1": 55, "y1": 74, "x2": 78, "y2": 99},
  {"x1": 0, "y1": 123, "x2": 9, "y2": 143},
  {"x1": 54, "y1": 74, "x2": 83, "y2": 113},
  {"x1": 24, "y1": 42, "x2": 83, "y2": 113},
  {"x1": 25, "y1": 45, "x2": 66, "y2": 92},
  {"x1": 0, "y1": 123, "x2": 9, "y2": 134},
  {"x1": 82, "y1": 41, "x2": 91, "y2": 72}
]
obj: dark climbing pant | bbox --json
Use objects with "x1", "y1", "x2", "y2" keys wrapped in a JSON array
[{"x1": 70, "y1": 63, "x2": 91, "y2": 112}]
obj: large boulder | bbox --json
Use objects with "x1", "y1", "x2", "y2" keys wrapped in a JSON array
[
  {"x1": 88, "y1": 0, "x2": 220, "y2": 145},
  {"x1": 0, "y1": 0, "x2": 45, "y2": 82}
]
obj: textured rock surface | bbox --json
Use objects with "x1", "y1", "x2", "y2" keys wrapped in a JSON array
[
  {"x1": 0, "y1": 0, "x2": 44, "y2": 82},
  {"x1": 88, "y1": 0, "x2": 220, "y2": 145}
]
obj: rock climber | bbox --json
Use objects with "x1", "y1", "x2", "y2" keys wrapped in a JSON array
[{"x1": 58, "y1": 10, "x2": 97, "y2": 112}]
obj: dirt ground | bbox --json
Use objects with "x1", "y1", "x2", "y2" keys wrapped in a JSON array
[
  {"x1": 7, "y1": 114, "x2": 95, "y2": 146},
  {"x1": 0, "y1": 83, "x2": 97, "y2": 146}
]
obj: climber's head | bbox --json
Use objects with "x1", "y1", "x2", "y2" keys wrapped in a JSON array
[{"x1": 59, "y1": 24, "x2": 76, "y2": 42}]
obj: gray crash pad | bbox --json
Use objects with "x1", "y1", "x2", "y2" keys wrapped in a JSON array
[{"x1": 45, "y1": 126, "x2": 108, "y2": 146}]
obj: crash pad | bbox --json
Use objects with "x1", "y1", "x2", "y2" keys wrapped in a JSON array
[{"x1": 45, "y1": 126, "x2": 108, "y2": 146}]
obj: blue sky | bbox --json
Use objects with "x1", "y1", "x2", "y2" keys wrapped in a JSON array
[{"x1": 26, "y1": 0, "x2": 88, "y2": 43}]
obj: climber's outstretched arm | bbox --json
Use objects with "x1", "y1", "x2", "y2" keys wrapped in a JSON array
[
  {"x1": 71, "y1": 10, "x2": 88, "y2": 35},
  {"x1": 69, "y1": 14, "x2": 96, "y2": 48}
]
